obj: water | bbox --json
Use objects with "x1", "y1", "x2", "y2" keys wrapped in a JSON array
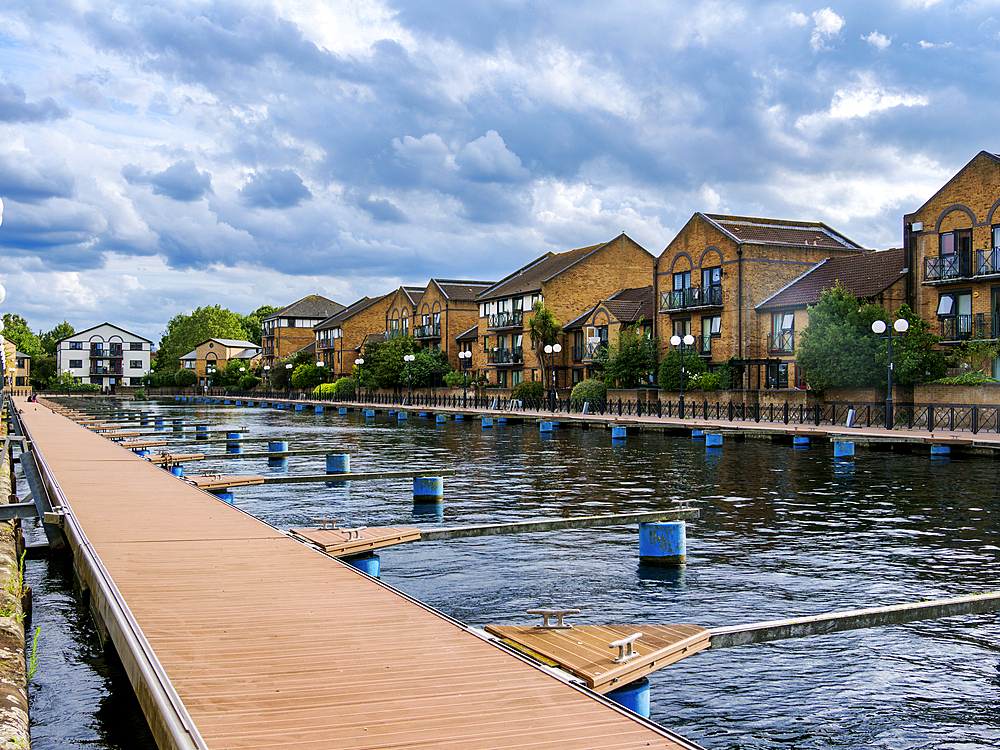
[{"x1": 24, "y1": 401, "x2": 1000, "y2": 748}]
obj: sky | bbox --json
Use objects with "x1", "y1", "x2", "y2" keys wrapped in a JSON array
[{"x1": 1, "y1": 0, "x2": 998, "y2": 344}]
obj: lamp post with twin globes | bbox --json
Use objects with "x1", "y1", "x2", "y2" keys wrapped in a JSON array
[
  {"x1": 872, "y1": 317, "x2": 909, "y2": 430},
  {"x1": 458, "y1": 350, "x2": 472, "y2": 407},
  {"x1": 543, "y1": 343, "x2": 562, "y2": 412},
  {"x1": 403, "y1": 354, "x2": 416, "y2": 404},
  {"x1": 355, "y1": 358, "x2": 364, "y2": 402},
  {"x1": 670, "y1": 333, "x2": 696, "y2": 419}
]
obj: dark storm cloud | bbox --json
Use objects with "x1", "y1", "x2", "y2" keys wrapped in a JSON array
[
  {"x1": 0, "y1": 82, "x2": 70, "y2": 122},
  {"x1": 238, "y1": 170, "x2": 312, "y2": 209},
  {"x1": 123, "y1": 161, "x2": 214, "y2": 202}
]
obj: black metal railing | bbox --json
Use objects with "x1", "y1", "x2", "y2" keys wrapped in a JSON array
[
  {"x1": 767, "y1": 330, "x2": 795, "y2": 354},
  {"x1": 975, "y1": 248, "x2": 1000, "y2": 276},
  {"x1": 660, "y1": 284, "x2": 722, "y2": 311},
  {"x1": 696, "y1": 335, "x2": 713, "y2": 356},
  {"x1": 316, "y1": 339, "x2": 337, "y2": 350},
  {"x1": 90, "y1": 346, "x2": 124, "y2": 358},
  {"x1": 925, "y1": 252, "x2": 973, "y2": 281},
  {"x1": 585, "y1": 342, "x2": 607, "y2": 360},
  {"x1": 150, "y1": 388, "x2": 1000, "y2": 435},
  {"x1": 487, "y1": 311, "x2": 523, "y2": 329},
  {"x1": 487, "y1": 347, "x2": 523, "y2": 365},
  {"x1": 89, "y1": 366, "x2": 123, "y2": 375},
  {"x1": 940, "y1": 313, "x2": 991, "y2": 341},
  {"x1": 414, "y1": 323, "x2": 441, "y2": 339}
]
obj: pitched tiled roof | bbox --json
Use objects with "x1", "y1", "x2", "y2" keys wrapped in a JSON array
[
  {"x1": 314, "y1": 294, "x2": 391, "y2": 330},
  {"x1": 180, "y1": 349, "x2": 197, "y2": 360},
  {"x1": 58, "y1": 322, "x2": 152, "y2": 343},
  {"x1": 231, "y1": 348, "x2": 261, "y2": 360},
  {"x1": 211, "y1": 339, "x2": 260, "y2": 349},
  {"x1": 432, "y1": 279, "x2": 496, "y2": 300},
  {"x1": 264, "y1": 295, "x2": 345, "y2": 321},
  {"x1": 702, "y1": 214, "x2": 864, "y2": 251},
  {"x1": 455, "y1": 324, "x2": 479, "y2": 342},
  {"x1": 402, "y1": 286, "x2": 424, "y2": 307},
  {"x1": 756, "y1": 248, "x2": 906, "y2": 310},
  {"x1": 476, "y1": 243, "x2": 604, "y2": 301},
  {"x1": 564, "y1": 287, "x2": 654, "y2": 330}
]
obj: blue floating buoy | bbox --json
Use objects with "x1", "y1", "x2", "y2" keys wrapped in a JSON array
[
  {"x1": 419, "y1": 412, "x2": 429, "y2": 418},
  {"x1": 172, "y1": 419, "x2": 184, "y2": 432},
  {"x1": 398, "y1": 411, "x2": 408, "y2": 421},
  {"x1": 226, "y1": 432, "x2": 243, "y2": 454},
  {"x1": 931, "y1": 445, "x2": 950, "y2": 457},
  {"x1": 705, "y1": 433, "x2": 722, "y2": 447},
  {"x1": 196, "y1": 424, "x2": 209, "y2": 440},
  {"x1": 170, "y1": 465, "x2": 184, "y2": 477},
  {"x1": 611, "y1": 425, "x2": 626, "y2": 440},
  {"x1": 498, "y1": 417, "x2": 507, "y2": 424},
  {"x1": 315, "y1": 405, "x2": 323, "y2": 413},
  {"x1": 436, "y1": 414, "x2": 447, "y2": 423},
  {"x1": 793, "y1": 436, "x2": 809, "y2": 446},
  {"x1": 691, "y1": 430, "x2": 704, "y2": 439},
  {"x1": 454, "y1": 414, "x2": 464, "y2": 420},
  {"x1": 345, "y1": 554, "x2": 380, "y2": 578},
  {"x1": 209, "y1": 489, "x2": 234, "y2": 504},
  {"x1": 639, "y1": 521, "x2": 686, "y2": 566},
  {"x1": 540, "y1": 421, "x2": 554, "y2": 432},
  {"x1": 606, "y1": 677, "x2": 650, "y2": 718},
  {"x1": 834, "y1": 441, "x2": 855, "y2": 459},
  {"x1": 338, "y1": 407, "x2": 348, "y2": 415},
  {"x1": 413, "y1": 476, "x2": 444, "y2": 501},
  {"x1": 326, "y1": 454, "x2": 350, "y2": 473},
  {"x1": 482, "y1": 417, "x2": 493, "y2": 428}
]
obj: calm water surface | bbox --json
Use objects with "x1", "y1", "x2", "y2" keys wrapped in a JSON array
[{"x1": 23, "y1": 400, "x2": 1000, "y2": 748}]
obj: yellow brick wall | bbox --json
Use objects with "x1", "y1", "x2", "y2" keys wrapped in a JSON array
[
  {"x1": 333, "y1": 296, "x2": 393, "y2": 379},
  {"x1": 416, "y1": 284, "x2": 480, "y2": 369},
  {"x1": 904, "y1": 152, "x2": 1000, "y2": 340}
]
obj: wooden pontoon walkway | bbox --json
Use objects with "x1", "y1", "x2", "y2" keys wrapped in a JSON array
[{"x1": 14, "y1": 399, "x2": 701, "y2": 750}]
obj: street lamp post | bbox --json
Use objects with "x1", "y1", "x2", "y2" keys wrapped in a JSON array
[
  {"x1": 316, "y1": 360, "x2": 326, "y2": 388},
  {"x1": 543, "y1": 343, "x2": 562, "y2": 412},
  {"x1": 355, "y1": 358, "x2": 364, "y2": 402},
  {"x1": 285, "y1": 363, "x2": 293, "y2": 399},
  {"x1": 458, "y1": 350, "x2": 471, "y2": 408},
  {"x1": 872, "y1": 318, "x2": 910, "y2": 429},
  {"x1": 670, "y1": 333, "x2": 696, "y2": 418},
  {"x1": 403, "y1": 354, "x2": 416, "y2": 404},
  {"x1": 263, "y1": 365, "x2": 270, "y2": 394}
]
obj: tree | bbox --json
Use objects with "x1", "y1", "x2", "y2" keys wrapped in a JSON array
[
  {"x1": 30, "y1": 354, "x2": 57, "y2": 389},
  {"x1": 657, "y1": 348, "x2": 708, "y2": 391},
  {"x1": 270, "y1": 349, "x2": 315, "y2": 389},
  {"x1": 40, "y1": 321, "x2": 75, "y2": 355},
  {"x1": 595, "y1": 322, "x2": 659, "y2": 388},
  {"x1": 526, "y1": 301, "x2": 562, "y2": 388},
  {"x1": 890, "y1": 304, "x2": 947, "y2": 385},
  {"x1": 2, "y1": 314, "x2": 42, "y2": 358},
  {"x1": 290, "y1": 363, "x2": 322, "y2": 389},
  {"x1": 362, "y1": 336, "x2": 415, "y2": 390},
  {"x1": 155, "y1": 306, "x2": 248, "y2": 372},
  {"x1": 795, "y1": 284, "x2": 885, "y2": 390},
  {"x1": 174, "y1": 369, "x2": 198, "y2": 387},
  {"x1": 240, "y1": 305, "x2": 280, "y2": 345}
]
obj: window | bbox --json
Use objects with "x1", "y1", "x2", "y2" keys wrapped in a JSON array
[
  {"x1": 702, "y1": 316, "x2": 721, "y2": 339},
  {"x1": 497, "y1": 370, "x2": 508, "y2": 388},
  {"x1": 673, "y1": 271, "x2": 691, "y2": 291},
  {"x1": 402, "y1": 316, "x2": 409, "y2": 335},
  {"x1": 69, "y1": 341, "x2": 83, "y2": 350},
  {"x1": 69, "y1": 359, "x2": 82, "y2": 368},
  {"x1": 673, "y1": 319, "x2": 691, "y2": 338},
  {"x1": 937, "y1": 295, "x2": 954, "y2": 316},
  {"x1": 130, "y1": 377, "x2": 142, "y2": 386},
  {"x1": 772, "y1": 312, "x2": 794, "y2": 333},
  {"x1": 130, "y1": 342, "x2": 143, "y2": 350},
  {"x1": 702, "y1": 267, "x2": 721, "y2": 288},
  {"x1": 130, "y1": 360, "x2": 142, "y2": 369},
  {"x1": 511, "y1": 370, "x2": 523, "y2": 387},
  {"x1": 940, "y1": 232, "x2": 955, "y2": 255},
  {"x1": 994, "y1": 226, "x2": 1000, "y2": 250}
]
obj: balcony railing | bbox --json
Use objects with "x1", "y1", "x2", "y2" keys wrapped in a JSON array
[
  {"x1": 90, "y1": 346, "x2": 124, "y2": 358},
  {"x1": 976, "y1": 248, "x2": 1000, "y2": 276},
  {"x1": 414, "y1": 323, "x2": 441, "y2": 339},
  {"x1": 941, "y1": 313, "x2": 995, "y2": 341},
  {"x1": 696, "y1": 335, "x2": 713, "y2": 356},
  {"x1": 316, "y1": 339, "x2": 336, "y2": 350},
  {"x1": 660, "y1": 284, "x2": 722, "y2": 311},
  {"x1": 924, "y1": 252, "x2": 973, "y2": 281},
  {"x1": 767, "y1": 330, "x2": 795, "y2": 354},
  {"x1": 487, "y1": 311, "x2": 523, "y2": 330},
  {"x1": 487, "y1": 347, "x2": 523, "y2": 365},
  {"x1": 90, "y1": 366, "x2": 123, "y2": 375}
]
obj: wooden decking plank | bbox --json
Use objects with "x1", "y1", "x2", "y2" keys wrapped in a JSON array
[
  {"x1": 15, "y1": 400, "x2": 698, "y2": 750},
  {"x1": 290, "y1": 526, "x2": 422, "y2": 556}
]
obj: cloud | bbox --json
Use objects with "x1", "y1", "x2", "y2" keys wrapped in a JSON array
[
  {"x1": 238, "y1": 170, "x2": 312, "y2": 209},
  {"x1": 787, "y1": 12, "x2": 809, "y2": 27},
  {"x1": 456, "y1": 131, "x2": 530, "y2": 183},
  {"x1": 0, "y1": 150, "x2": 75, "y2": 204},
  {"x1": 0, "y1": 82, "x2": 70, "y2": 123},
  {"x1": 863, "y1": 31, "x2": 892, "y2": 51},
  {"x1": 123, "y1": 161, "x2": 214, "y2": 202},
  {"x1": 796, "y1": 75, "x2": 928, "y2": 131},
  {"x1": 355, "y1": 195, "x2": 408, "y2": 224},
  {"x1": 919, "y1": 40, "x2": 954, "y2": 49},
  {"x1": 811, "y1": 8, "x2": 845, "y2": 52}
]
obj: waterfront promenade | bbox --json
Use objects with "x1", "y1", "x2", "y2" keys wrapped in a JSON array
[{"x1": 14, "y1": 396, "x2": 703, "y2": 750}]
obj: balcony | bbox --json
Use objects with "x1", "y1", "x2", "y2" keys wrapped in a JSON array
[
  {"x1": 941, "y1": 313, "x2": 995, "y2": 341},
  {"x1": 696, "y1": 335, "x2": 714, "y2": 356},
  {"x1": 487, "y1": 347, "x2": 523, "y2": 365},
  {"x1": 976, "y1": 248, "x2": 1000, "y2": 276},
  {"x1": 90, "y1": 345, "x2": 124, "y2": 358},
  {"x1": 90, "y1": 366, "x2": 123, "y2": 375},
  {"x1": 316, "y1": 339, "x2": 336, "y2": 350},
  {"x1": 414, "y1": 323, "x2": 441, "y2": 339},
  {"x1": 660, "y1": 284, "x2": 722, "y2": 311},
  {"x1": 767, "y1": 330, "x2": 795, "y2": 354},
  {"x1": 486, "y1": 311, "x2": 523, "y2": 330},
  {"x1": 924, "y1": 252, "x2": 972, "y2": 281}
]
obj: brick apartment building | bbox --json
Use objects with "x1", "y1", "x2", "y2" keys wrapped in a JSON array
[
  {"x1": 314, "y1": 294, "x2": 394, "y2": 379},
  {"x1": 414, "y1": 279, "x2": 494, "y2": 368},
  {"x1": 904, "y1": 151, "x2": 1000, "y2": 376},
  {"x1": 655, "y1": 214, "x2": 865, "y2": 387},
  {"x1": 563, "y1": 287, "x2": 655, "y2": 385},
  {"x1": 755, "y1": 249, "x2": 908, "y2": 389},
  {"x1": 474, "y1": 234, "x2": 656, "y2": 389},
  {"x1": 180, "y1": 338, "x2": 262, "y2": 388},
  {"x1": 261, "y1": 295, "x2": 344, "y2": 370}
]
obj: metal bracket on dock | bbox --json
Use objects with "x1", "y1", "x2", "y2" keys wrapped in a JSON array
[
  {"x1": 314, "y1": 518, "x2": 345, "y2": 529},
  {"x1": 609, "y1": 632, "x2": 643, "y2": 663},
  {"x1": 527, "y1": 608, "x2": 580, "y2": 629}
]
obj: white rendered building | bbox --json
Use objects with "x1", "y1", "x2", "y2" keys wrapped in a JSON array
[{"x1": 57, "y1": 323, "x2": 153, "y2": 387}]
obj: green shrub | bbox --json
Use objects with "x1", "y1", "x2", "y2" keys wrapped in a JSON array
[
  {"x1": 239, "y1": 375, "x2": 260, "y2": 391},
  {"x1": 657, "y1": 350, "x2": 707, "y2": 391},
  {"x1": 511, "y1": 380, "x2": 545, "y2": 401},
  {"x1": 333, "y1": 377, "x2": 356, "y2": 397},
  {"x1": 570, "y1": 378, "x2": 607, "y2": 409},
  {"x1": 313, "y1": 382, "x2": 335, "y2": 397},
  {"x1": 691, "y1": 372, "x2": 721, "y2": 391},
  {"x1": 443, "y1": 370, "x2": 466, "y2": 387},
  {"x1": 932, "y1": 372, "x2": 999, "y2": 386},
  {"x1": 174, "y1": 368, "x2": 198, "y2": 387}
]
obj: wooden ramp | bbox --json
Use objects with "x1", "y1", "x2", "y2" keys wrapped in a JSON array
[
  {"x1": 291, "y1": 525, "x2": 422, "y2": 557},
  {"x1": 16, "y1": 398, "x2": 701, "y2": 750},
  {"x1": 485, "y1": 624, "x2": 711, "y2": 694}
]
